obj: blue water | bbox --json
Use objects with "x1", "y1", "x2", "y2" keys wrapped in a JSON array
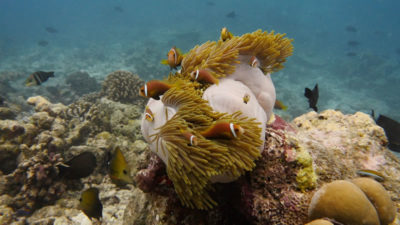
[{"x1": 1, "y1": 0, "x2": 399, "y2": 122}]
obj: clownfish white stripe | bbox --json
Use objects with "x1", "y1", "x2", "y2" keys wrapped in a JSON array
[
  {"x1": 145, "y1": 113, "x2": 153, "y2": 121},
  {"x1": 172, "y1": 48, "x2": 177, "y2": 64},
  {"x1": 144, "y1": 83, "x2": 148, "y2": 97},
  {"x1": 229, "y1": 122, "x2": 237, "y2": 138},
  {"x1": 195, "y1": 69, "x2": 199, "y2": 80},
  {"x1": 190, "y1": 135, "x2": 195, "y2": 146}
]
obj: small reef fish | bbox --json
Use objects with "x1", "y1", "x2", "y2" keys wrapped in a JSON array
[
  {"x1": 45, "y1": 27, "x2": 58, "y2": 34},
  {"x1": 356, "y1": 169, "x2": 385, "y2": 182},
  {"x1": 220, "y1": 27, "x2": 233, "y2": 41},
  {"x1": 345, "y1": 25, "x2": 357, "y2": 32},
  {"x1": 58, "y1": 151, "x2": 97, "y2": 179},
  {"x1": 243, "y1": 93, "x2": 250, "y2": 104},
  {"x1": 249, "y1": 56, "x2": 260, "y2": 68},
  {"x1": 274, "y1": 100, "x2": 287, "y2": 111},
  {"x1": 161, "y1": 46, "x2": 183, "y2": 70},
  {"x1": 200, "y1": 121, "x2": 244, "y2": 139},
  {"x1": 181, "y1": 130, "x2": 198, "y2": 146},
  {"x1": 145, "y1": 106, "x2": 154, "y2": 122},
  {"x1": 190, "y1": 69, "x2": 219, "y2": 85},
  {"x1": 376, "y1": 114, "x2": 400, "y2": 152},
  {"x1": 109, "y1": 147, "x2": 133, "y2": 186},
  {"x1": 226, "y1": 11, "x2": 236, "y2": 19},
  {"x1": 304, "y1": 83, "x2": 319, "y2": 112},
  {"x1": 0, "y1": 96, "x2": 4, "y2": 106},
  {"x1": 79, "y1": 187, "x2": 103, "y2": 220},
  {"x1": 37, "y1": 40, "x2": 49, "y2": 47},
  {"x1": 25, "y1": 71, "x2": 54, "y2": 86},
  {"x1": 139, "y1": 80, "x2": 172, "y2": 100},
  {"x1": 347, "y1": 40, "x2": 360, "y2": 47}
]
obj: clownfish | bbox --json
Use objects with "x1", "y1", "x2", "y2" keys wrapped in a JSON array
[
  {"x1": 220, "y1": 27, "x2": 233, "y2": 42},
  {"x1": 243, "y1": 93, "x2": 250, "y2": 104},
  {"x1": 139, "y1": 80, "x2": 172, "y2": 100},
  {"x1": 190, "y1": 69, "x2": 219, "y2": 85},
  {"x1": 145, "y1": 106, "x2": 154, "y2": 122},
  {"x1": 181, "y1": 130, "x2": 198, "y2": 146},
  {"x1": 274, "y1": 100, "x2": 288, "y2": 111},
  {"x1": 249, "y1": 56, "x2": 260, "y2": 68},
  {"x1": 161, "y1": 46, "x2": 183, "y2": 70},
  {"x1": 200, "y1": 121, "x2": 244, "y2": 139}
]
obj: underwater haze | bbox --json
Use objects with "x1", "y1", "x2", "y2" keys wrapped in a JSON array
[{"x1": 1, "y1": 0, "x2": 400, "y2": 120}]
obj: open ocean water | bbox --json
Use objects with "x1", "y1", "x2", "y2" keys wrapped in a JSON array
[{"x1": 1, "y1": 0, "x2": 399, "y2": 157}]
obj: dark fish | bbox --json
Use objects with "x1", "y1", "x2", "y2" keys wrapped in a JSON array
[
  {"x1": 304, "y1": 84, "x2": 319, "y2": 112},
  {"x1": 59, "y1": 151, "x2": 96, "y2": 179},
  {"x1": 45, "y1": 27, "x2": 58, "y2": 33},
  {"x1": 25, "y1": 71, "x2": 54, "y2": 86},
  {"x1": 79, "y1": 187, "x2": 102, "y2": 220},
  {"x1": 37, "y1": 40, "x2": 48, "y2": 47},
  {"x1": 371, "y1": 109, "x2": 375, "y2": 120},
  {"x1": 346, "y1": 52, "x2": 357, "y2": 57},
  {"x1": 226, "y1": 11, "x2": 236, "y2": 18},
  {"x1": 345, "y1": 25, "x2": 357, "y2": 32},
  {"x1": 114, "y1": 6, "x2": 123, "y2": 13},
  {"x1": 0, "y1": 96, "x2": 4, "y2": 106},
  {"x1": 376, "y1": 114, "x2": 400, "y2": 152},
  {"x1": 347, "y1": 40, "x2": 360, "y2": 47}
]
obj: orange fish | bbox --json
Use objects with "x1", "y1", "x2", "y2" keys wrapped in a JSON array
[
  {"x1": 249, "y1": 56, "x2": 260, "y2": 68},
  {"x1": 139, "y1": 80, "x2": 172, "y2": 100},
  {"x1": 161, "y1": 46, "x2": 183, "y2": 70},
  {"x1": 200, "y1": 121, "x2": 244, "y2": 139},
  {"x1": 181, "y1": 130, "x2": 198, "y2": 146},
  {"x1": 190, "y1": 69, "x2": 219, "y2": 85},
  {"x1": 145, "y1": 106, "x2": 154, "y2": 122},
  {"x1": 220, "y1": 27, "x2": 233, "y2": 41},
  {"x1": 274, "y1": 100, "x2": 287, "y2": 110}
]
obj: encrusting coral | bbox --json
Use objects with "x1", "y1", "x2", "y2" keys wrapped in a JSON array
[{"x1": 140, "y1": 29, "x2": 293, "y2": 210}]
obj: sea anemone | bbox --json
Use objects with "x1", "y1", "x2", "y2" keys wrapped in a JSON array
[{"x1": 140, "y1": 29, "x2": 293, "y2": 209}]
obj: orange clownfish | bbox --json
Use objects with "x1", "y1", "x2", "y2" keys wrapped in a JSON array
[
  {"x1": 139, "y1": 80, "x2": 172, "y2": 100},
  {"x1": 200, "y1": 121, "x2": 244, "y2": 139},
  {"x1": 249, "y1": 56, "x2": 260, "y2": 68},
  {"x1": 190, "y1": 69, "x2": 219, "y2": 85},
  {"x1": 161, "y1": 46, "x2": 183, "y2": 70},
  {"x1": 220, "y1": 27, "x2": 233, "y2": 42},
  {"x1": 145, "y1": 106, "x2": 154, "y2": 122},
  {"x1": 181, "y1": 130, "x2": 198, "y2": 146},
  {"x1": 274, "y1": 100, "x2": 288, "y2": 111}
]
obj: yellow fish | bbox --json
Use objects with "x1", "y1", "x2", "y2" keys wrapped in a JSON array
[
  {"x1": 109, "y1": 147, "x2": 133, "y2": 186},
  {"x1": 220, "y1": 27, "x2": 233, "y2": 41},
  {"x1": 243, "y1": 93, "x2": 250, "y2": 104},
  {"x1": 79, "y1": 187, "x2": 103, "y2": 220},
  {"x1": 274, "y1": 100, "x2": 288, "y2": 111}
]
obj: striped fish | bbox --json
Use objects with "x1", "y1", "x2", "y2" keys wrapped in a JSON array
[{"x1": 25, "y1": 71, "x2": 54, "y2": 86}]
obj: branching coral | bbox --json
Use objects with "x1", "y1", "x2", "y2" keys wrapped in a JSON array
[
  {"x1": 140, "y1": 29, "x2": 293, "y2": 210},
  {"x1": 101, "y1": 70, "x2": 145, "y2": 104}
]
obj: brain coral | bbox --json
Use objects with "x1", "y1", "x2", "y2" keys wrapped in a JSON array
[
  {"x1": 140, "y1": 29, "x2": 293, "y2": 209},
  {"x1": 101, "y1": 70, "x2": 144, "y2": 104}
]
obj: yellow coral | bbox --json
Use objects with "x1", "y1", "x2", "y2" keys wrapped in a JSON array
[{"x1": 295, "y1": 143, "x2": 317, "y2": 191}]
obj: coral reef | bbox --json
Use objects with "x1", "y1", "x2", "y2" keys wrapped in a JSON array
[
  {"x1": 101, "y1": 70, "x2": 145, "y2": 104},
  {"x1": 65, "y1": 71, "x2": 100, "y2": 96}
]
